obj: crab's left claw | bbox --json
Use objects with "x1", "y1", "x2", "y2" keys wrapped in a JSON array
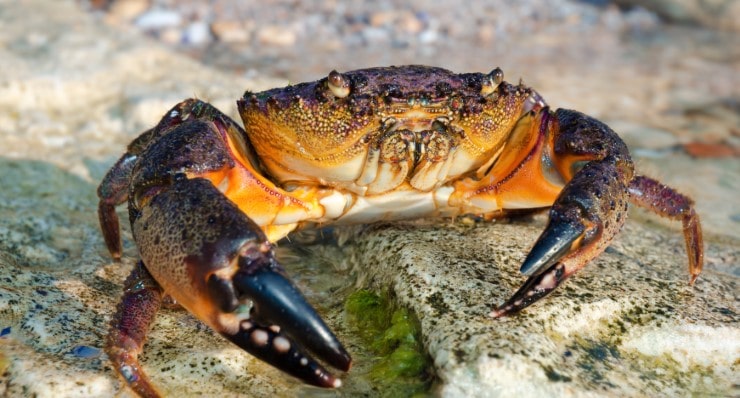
[
  {"x1": 518, "y1": 222, "x2": 584, "y2": 278},
  {"x1": 490, "y1": 163, "x2": 630, "y2": 317}
]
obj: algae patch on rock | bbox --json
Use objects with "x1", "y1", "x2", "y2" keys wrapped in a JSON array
[{"x1": 345, "y1": 289, "x2": 432, "y2": 396}]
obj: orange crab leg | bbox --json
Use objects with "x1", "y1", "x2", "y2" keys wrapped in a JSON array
[{"x1": 201, "y1": 128, "x2": 326, "y2": 242}]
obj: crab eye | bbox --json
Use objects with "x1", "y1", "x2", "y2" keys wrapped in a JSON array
[
  {"x1": 327, "y1": 70, "x2": 350, "y2": 98},
  {"x1": 490, "y1": 68, "x2": 504, "y2": 85},
  {"x1": 480, "y1": 67, "x2": 504, "y2": 96}
]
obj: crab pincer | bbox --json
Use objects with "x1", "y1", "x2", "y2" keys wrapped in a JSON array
[
  {"x1": 491, "y1": 109, "x2": 703, "y2": 317},
  {"x1": 101, "y1": 101, "x2": 350, "y2": 396},
  {"x1": 109, "y1": 177, "x2": 350, "y2": 394},
  {"x1": 144, "y1": 177, "x2": 350, "y2": 383}
]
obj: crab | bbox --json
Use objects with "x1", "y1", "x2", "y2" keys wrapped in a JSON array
[{"x1": 98, "y1": 65, "x2": 704, "y2": 397}]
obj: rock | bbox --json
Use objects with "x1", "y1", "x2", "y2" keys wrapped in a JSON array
[
  {"x1": 135, "y1": 8, "x2": 182, "y2": 30},
  {"x1": 256, "y1": 25, "x2": 297, "y2": 47},
  {"x1": 346, "y1": 219, "x2": 738, "y2": 397},
  {"x1": 0, "y1": 2, "x2": 313, "y2": 397},
  {"x1": 399, "y1": 12, "x2": 424, "y2": 34},
  {"x1": 362, "y1": 27, "x2": 390, "y2": 43},
  {"x1": 614, "y1": 0, "x2": 740, "y2": 31},
  {"x1": 105, "y1": 0, "x2": 150, "y2": 24},
  {"x1": 369, "y1": 11, "x2": 397, "y2": 27},
  {"x1": 605, "y1": 120, "x2": 679, "y2": 150},
  {"x1": 184, "y1": 21, "x2": 212, "y2": 46},
  {"x1": 211, "y1": 20, "x2": 251, "y2": 43},
  {"x1": 683, "y1": 141, "x2": 739, "y2": 158}
]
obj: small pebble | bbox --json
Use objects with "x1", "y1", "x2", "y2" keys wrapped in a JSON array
[
  {"x1": 257, "y1": 25, "x2": 296, "y2": 46},
  {"x1": 135, "y1": 9, "x2": 182, "y2": 30},
  {"x1": 211, "y1": 20, "x2": 251, "y2": 43},
  {"x1": 71, "y1": 345, "x2": 101, "y2": 358},
  {"x1": 183, "y1": 21, "x2": 211, "y2": 45}
]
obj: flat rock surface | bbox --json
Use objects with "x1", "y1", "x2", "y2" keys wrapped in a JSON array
[
  {"x1": 347, "y1": 219, "x2": 738, "y2": 396},
  {"x1": 0, "y1": 0, "x2": 738, "y2": 397}
]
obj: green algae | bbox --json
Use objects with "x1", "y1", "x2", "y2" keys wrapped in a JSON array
[{"x1": 345, "y1": 289, "x2": 432, "y2": 396}]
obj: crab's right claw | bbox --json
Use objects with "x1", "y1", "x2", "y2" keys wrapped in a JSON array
[
  {"x1": 222, "y1": 265, "x2": 351, "y2": 388},
  {"x1": 131, "y1": 176, "x2": 351, "y2": 388}
]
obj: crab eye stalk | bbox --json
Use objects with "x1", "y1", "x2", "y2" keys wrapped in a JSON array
[
  {"x1": 327, "y1": 70, "x2": 350, "y2": 98},
  {"x1": 480, "y1": 67, "x2": 504, "y2": 96}
]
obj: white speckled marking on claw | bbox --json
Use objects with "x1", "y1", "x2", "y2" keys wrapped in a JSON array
[
  {"x1": 534, "y1": 268, "x2": 559, "y2": 291},
  {"x1": 272, "y1": 336, "x2": 291, "y2": 353},
  {"x1": 251, "y1": 329, "x2": 269, "y2": 346}
]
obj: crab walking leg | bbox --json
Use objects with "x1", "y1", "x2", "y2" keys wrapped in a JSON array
[
  {"x1": 491, "y1": 109, "x2": 635, "y2": 317},
  {"x1": 628, "y1": 175, "x2": 704, "y2": 283},
  {"x1": 130, "y1": 176, "x2": 350, "y2": 387},
  {"x1": 98, "y1": 99, "x2": 326, "y2": 256},
  {"x1": 98, "y1": 151, "x2": 140, "y2": 259},
  {"x1": 107, "y1": 261, "x2": 164, "y2": 398}
]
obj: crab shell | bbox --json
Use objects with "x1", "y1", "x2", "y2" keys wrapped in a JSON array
[{"x1": 229, "y1": 66, "x2": 565, "y2": 238}]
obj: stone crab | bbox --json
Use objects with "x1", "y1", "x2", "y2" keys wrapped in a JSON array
[{"x1": 97, "y1": 65, "x2": 704, "y2": 397}]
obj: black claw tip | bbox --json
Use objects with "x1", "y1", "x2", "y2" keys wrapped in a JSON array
[
  {"x1": 492, "y1": 263, "x2": 567, "y2": 318},
  {"x1": 222, "y1": 322, "x2": 342, "y2": 388},
  {"x1": 233, "y1": 266, "x2": 351, "y2": 371},
  {"x1": 520, "y1": 222, "x2": 583, "y2": 277}
]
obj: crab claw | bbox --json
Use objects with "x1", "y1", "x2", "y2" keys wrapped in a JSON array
[
  {"x1": 127, "y1": 175, "x2": 351, "y2": 388},
  {"x1": 492, "y1": 109, "x2": 634, "y2": 318},
  {"x1": 518, "y1": 222, "x2": 583, "y2": 277},
  {"x1": 222, "y1": 314, "x2": 344, "y2": 388},
  {"x1": 232, "y1": 268, "x2": 352, "y2": 373},
  {"x1": 218, "y1": 263, "x2": 351, "y2": 387}
]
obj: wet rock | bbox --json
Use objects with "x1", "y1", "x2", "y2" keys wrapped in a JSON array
[
  {"x1": 256, "y1": 25, "x2": 297, "y2": 47},
  {"x1": 211, "y1": 20, "x2": 252, "y2": 43},
  {"x1": 346, "y1": 219, "x2": 739, "y2": 397}
]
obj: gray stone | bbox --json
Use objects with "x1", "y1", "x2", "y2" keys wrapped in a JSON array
[
  {"x1": 614, "y1": 0, "x2": 740, "y2": 31},
  {"x1": 345, "y1": 219, "x2": 738, "y2": 397}
]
